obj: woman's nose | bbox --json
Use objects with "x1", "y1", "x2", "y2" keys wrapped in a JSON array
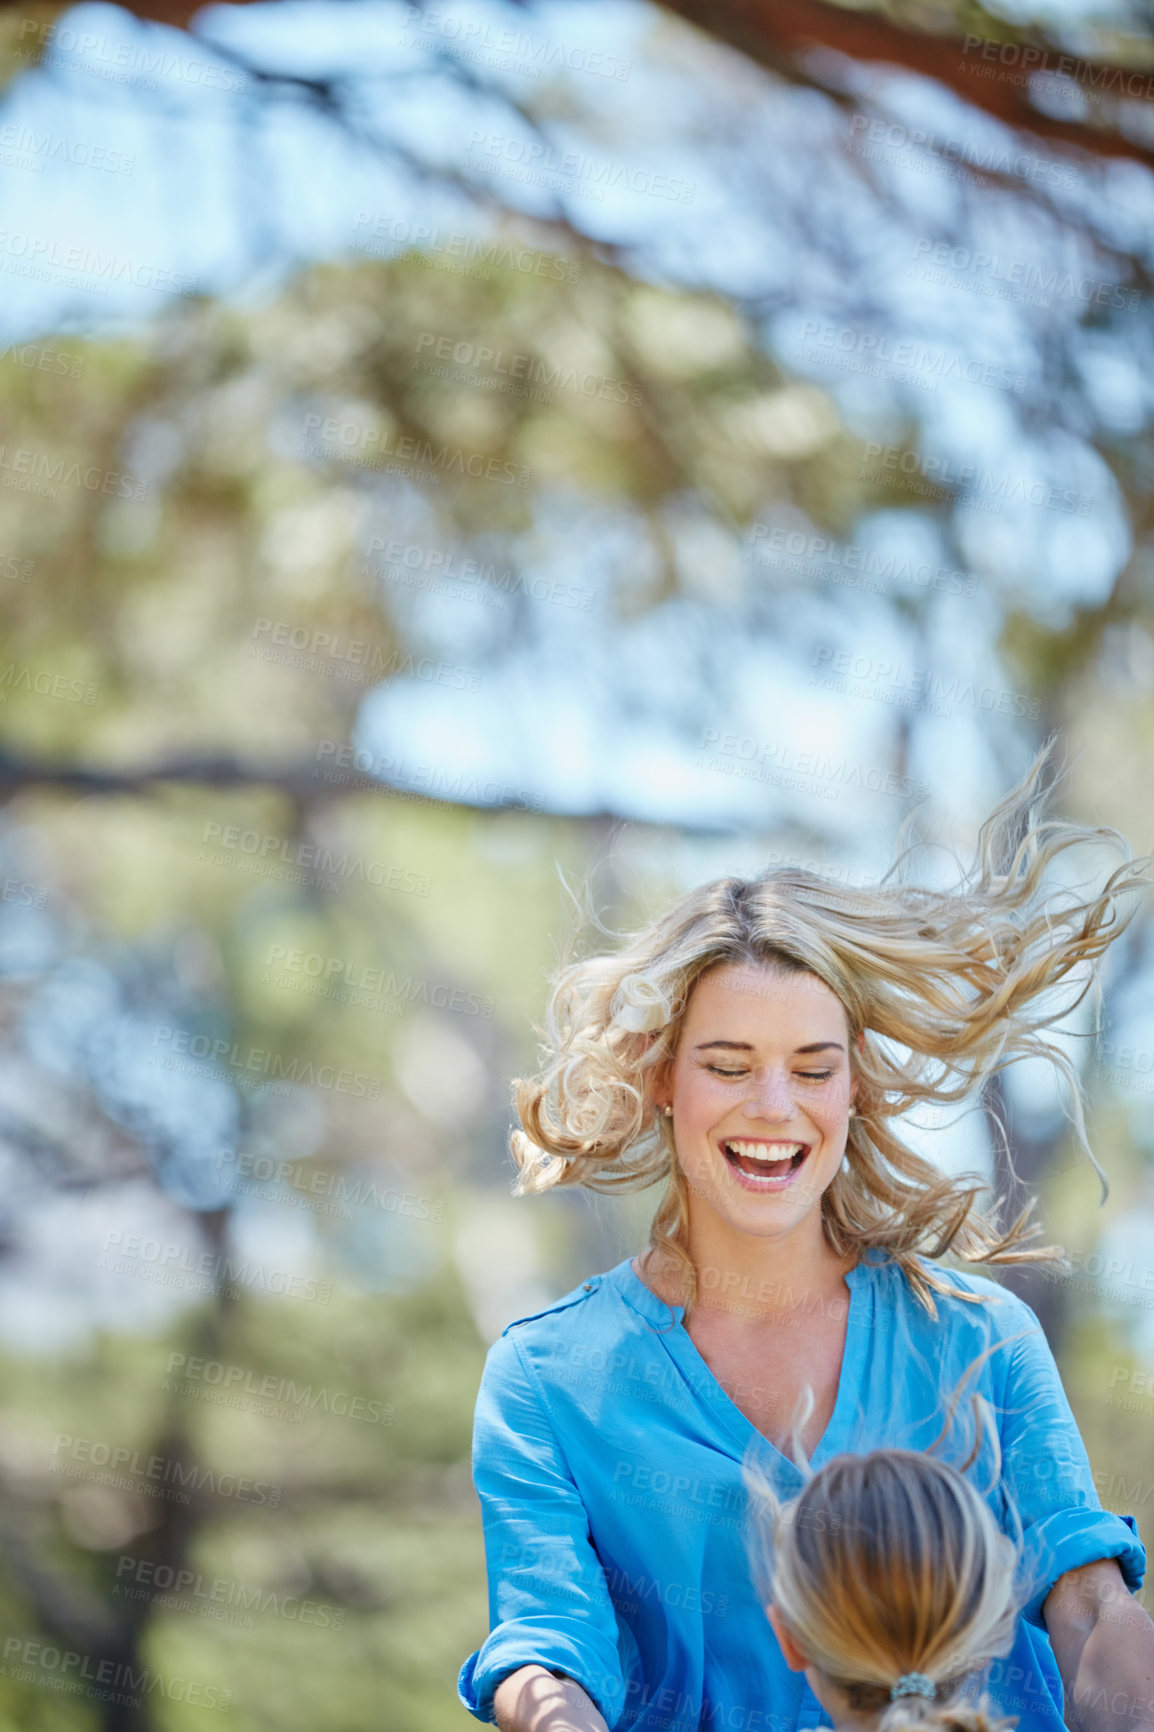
[{"x1": 739, "y1": 1070, "x2": 796, "y2": 1117}]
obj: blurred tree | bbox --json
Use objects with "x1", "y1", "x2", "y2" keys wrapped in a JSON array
[{"x1": 0, "y1": 2, "x2": 1151, "y2": 1727}]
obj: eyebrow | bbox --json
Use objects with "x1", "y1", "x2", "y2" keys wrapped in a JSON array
[{"x1": 693, "y1": 1040, "x2": 846, "y2": 1054}]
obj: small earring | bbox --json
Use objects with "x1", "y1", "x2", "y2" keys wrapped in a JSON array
[
  {"x1": 847, "y1": 1105, "x2": 857, "y2": 1118},
  {"x1": 662, "y1": 1105, "x2": 673, "y2": 1117}
]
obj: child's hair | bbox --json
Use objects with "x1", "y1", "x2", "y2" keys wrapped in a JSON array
[
  {"x1": 752, "y1": 1447, "x2": 1020, "y2": 1732},
  {"x1": 509, "y1": 737, "x2": 1150, "y2": 1314}
]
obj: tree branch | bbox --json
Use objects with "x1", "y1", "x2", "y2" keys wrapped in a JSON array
[
  {"x1": 0, "y1": 751, "x2": 750, "y2": 834},
  {"x1": 656, "y1": 0, "x2": 1154, "y2": 174},
  {"x1": 9, "y1": 0, "x2": 1153, "y2": 171}
]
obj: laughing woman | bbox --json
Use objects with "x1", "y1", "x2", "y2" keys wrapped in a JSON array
[{"x1": 458, "y1": 747, "x2": 1154, "y2": 1732}]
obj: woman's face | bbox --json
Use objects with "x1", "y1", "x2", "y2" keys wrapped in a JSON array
[{"x1": 662, "y1": 962, "x2": 859, "y2": 1244}]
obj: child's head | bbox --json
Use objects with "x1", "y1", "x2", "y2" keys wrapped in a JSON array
[{"x1": 759, "y1": 1449, "x2": 1019, "y2": 1732}]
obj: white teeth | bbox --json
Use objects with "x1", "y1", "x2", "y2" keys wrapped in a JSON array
[{"x1": 725, "y1": 1141, "x2": 805, "y2": 1162}]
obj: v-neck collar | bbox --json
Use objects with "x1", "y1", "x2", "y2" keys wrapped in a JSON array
[{"x1": 608, "y1": 1252, "x2": 876, "y2": 1472}]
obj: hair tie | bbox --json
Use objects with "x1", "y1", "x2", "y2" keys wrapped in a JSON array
[{"x1": 891, "y1": 1674, "x2": 936, "y2": 1702}]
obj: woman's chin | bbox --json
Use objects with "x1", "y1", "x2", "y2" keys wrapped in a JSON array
[{"x1": 690, "y1": 1180, "x2": 823, "y2": 1231}]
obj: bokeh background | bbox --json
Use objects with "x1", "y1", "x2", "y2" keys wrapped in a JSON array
[{"x1": 1, "y1": 0, "x2": 1154, "y2": 1725}]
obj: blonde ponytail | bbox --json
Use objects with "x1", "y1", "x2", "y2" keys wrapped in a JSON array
[
  {"x1": 879, "y1": 1693, "x2": 1011, "y2": 1732},
  {"x1": 748, "y1": 1445, "x2": 1022, "y2": 1732}
]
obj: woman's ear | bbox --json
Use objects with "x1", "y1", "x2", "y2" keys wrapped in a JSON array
[
  {"x1": 850, "y1": 1029, "x2": 865, "y2": 1108},
  {"x1": 647, "y1": 1048, "x2": 672, "y2": 1115},
  {"x1": 766, "y1": 1603, "x2": 808, "y2": 1672}
]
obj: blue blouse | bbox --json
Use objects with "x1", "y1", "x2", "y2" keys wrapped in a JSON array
[{"x1": 458, "y1": 1250, "x2": 1145, "y2": 1732}]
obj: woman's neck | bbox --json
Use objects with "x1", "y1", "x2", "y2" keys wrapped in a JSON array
[
  {"x1": 694, "y1": 1214, "x2": 851, "y2": 1314},
  {"x1": 639, "y1": 1218, "x2": 855, "y2": 1322}
]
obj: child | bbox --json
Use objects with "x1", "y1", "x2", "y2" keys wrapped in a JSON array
[{"x1": 754, "y1": 1446, "x2": 1023, "y2": 1732}]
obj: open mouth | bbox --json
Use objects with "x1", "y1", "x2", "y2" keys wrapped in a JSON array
[{"x1": 719, "y1": 1138, "x2": 810, "y2": 1189}]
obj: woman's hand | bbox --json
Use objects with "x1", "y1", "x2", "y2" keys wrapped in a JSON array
[
  {"x1": 493, "y1": 1665, "x2": 610, "y2": 1732},
  {"x1": 1042, "y1": 1557, "x2": 1154, "y2": 1732}
]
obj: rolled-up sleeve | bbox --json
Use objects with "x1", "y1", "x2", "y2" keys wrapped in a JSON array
[
  {"x1": 457, "y1": 1329, "x2": 626, "y2": 1727},
  {"x1": 993, "y1": 1291, "x2": 1146, "y2": 1625}
]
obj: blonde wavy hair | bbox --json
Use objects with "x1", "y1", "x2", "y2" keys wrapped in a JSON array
[
  {"x1": 749, "y1": 1442, "x2": 1021, "y2": 1732},
  {"x1": 511, "y1": 739, "x2": 1150, "y2": 1314}
]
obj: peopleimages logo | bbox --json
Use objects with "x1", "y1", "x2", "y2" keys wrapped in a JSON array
[
  {"x1": 0, "y1": 123, "x2": 135, "y2": 174},
  {"x1": 799, "y1": 321, "x2": 1027, "y2": 394},
  {"x1": 301, "y1": 412, "x2": 529, "y2": 487},
  {"x1": 2, "y1": 877, "x2": 47, "y2": 908},
  {"x1": 846, "y1": 113, "x2": 1076, "y2": 190},
  {"x1": 0, "y1": 339, "x2": 83, "y2": 378},
  {"x1": 811, "y1": 646, "x2": 1039, "y2": 719},
  {"x1": 699, "y1": 730, "x2": 929, "y2": 800},
  {"x1": 114, "y1": 1553, "x2": 347, "y2": 1626},
  {"x1": 16, "y1": 16, "x2": 246, "y2": 91},
  {"x1": 0, "y1": 446, "x2": 146, "y2": 501},
  {"x1": 366, "y1": 536, "x2": 593, "y2": 610},
  {"x1": 0, "y1": 229, "x2": 198, "y2": 293},
  {"x1": 52, "y1": 1434, "x2": 281, "y2": 1505},
  {"x1": 312, "y1": 739, "x2": 547, "y2": 811},
  {"x1": 99, "y1": 1230, "x2": 334, "y2": 1303},
  {"x1": 351, "y1": 213, "x2": 581, "y2": 282},
  {"x1": 249, "y1": 616, "x2": 482, "y2": 687},
  {"x1": 263, "y1": 943, "x2": 493, "y2": 1019},
  {"x1": 748, "y1": 524, "x2": 977, "y2": 595},
  {"x1": 413, "y1": 330, "x2": 642, "y2": 405},
  {"x1": 152, "y1": 1026, "x2": 382, "y2": 1097},
  {"x1": 0, "y1": 663, "x2": 99, "y2": 703},
  {"x1": 910, "y1": 239, "x2": 1137, "y2": 312},
  {"x1": 1110, "y1": 1366, "x2": 1154, "y2": 1399},
  {"x1": 217, "y1": 1144, "x2": 445, "y2": 1221},
  {"x1": 1, "y1": 1636, "x2": 231, "y2": 1713},
  {"x1": 198, "y1": 821, "x2": 431, "y2": 894},
  {"x1": 861, "y1": 443, "x2": 1093, "y2": 514},
  {"x1": 164, "y1": 1351, "x2": 394, "y2": 1424},
  {"x1": 610, "y1": 1458, "x2": 745, "y2": 1516},
  {"x1": 960, "y1": 32, "x2": 1154, "y2": 103},
  {"x1": 402, "y1": 7, "x2": 632, "y2": 79},
  {"x1": 465, "y1": 130, "x2": 695, "y2": 203}
]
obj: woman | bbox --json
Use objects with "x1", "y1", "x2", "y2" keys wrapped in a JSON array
[{"x1": 458, "y1": 748, "x2": 1153, "y2": 1732}]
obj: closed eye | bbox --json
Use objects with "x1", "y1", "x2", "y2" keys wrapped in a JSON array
[{"x1": 705, "y1": 1066, "x2": 834, "y2": 1081}]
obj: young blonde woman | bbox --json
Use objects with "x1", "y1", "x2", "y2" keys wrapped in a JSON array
[
  {"x1": 458, "y1": 746, "x2": 1152, "y2": 1732},
  {"x1": 753, "y1": 1446, "x2": 1022, "y2": 1732}
]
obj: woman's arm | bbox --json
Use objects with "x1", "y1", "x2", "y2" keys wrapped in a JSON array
[
  {"x1": 458, "y1": 1329, "x2": 627, "y2": 1728},
  {"x1": 985, "y1": 1295, "x2": 1146, "y2": 1638},
  {"x1": 494, "y1": 1666, "x2": 610, "y2": 1732},
  {"x1": 1043, "y1": 1558, "x2": 1154, "y2": 1732}
]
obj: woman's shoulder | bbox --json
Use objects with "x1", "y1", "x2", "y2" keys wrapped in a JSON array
[
  {"x1": 868, "y1": 1250, "x2": 1043, "y2": 1337},
  {"x1": 482, "y1": 1257, "x2": 644, "y2": 1361}
]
